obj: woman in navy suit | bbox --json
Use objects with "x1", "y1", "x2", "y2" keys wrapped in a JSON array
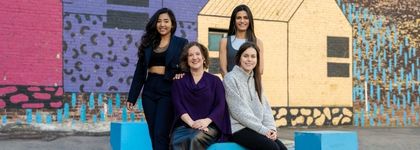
[{"x1": 126, "y1": 8, "x2": 188, "y2": 150}]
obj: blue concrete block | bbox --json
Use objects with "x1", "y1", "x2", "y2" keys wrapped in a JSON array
[
  {"x1": 295, "y1": 131, "x2": 358, "y2": 150},
  {"x1": 110, "y1": 122, "x2": 152, "y2": 150},
  {"x1": 208, "y1": 142, "x2": 246, "y2": 150}
]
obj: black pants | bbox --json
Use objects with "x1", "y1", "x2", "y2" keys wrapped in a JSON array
[
  {"x1": 231, "y1": 128, "x2": 288, "y2": 150},
  {"x1": 142, "y1": 73, "x2": 174, "y2": 150},
  {"x1": 171, "y1": 124, "x2": 220, "y2": 150}
]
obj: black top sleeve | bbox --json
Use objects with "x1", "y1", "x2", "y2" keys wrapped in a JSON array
[{"x1": 127, "y1": 53, "x2": 147, "y2": 105}]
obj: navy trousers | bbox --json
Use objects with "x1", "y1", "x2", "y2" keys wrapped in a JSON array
[{"x1": 142, "y1": 73, "x2": 174, "y2": 150}]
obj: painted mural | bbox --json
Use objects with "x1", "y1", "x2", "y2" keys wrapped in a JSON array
[
  {"x1": 62, "y1": 0, "x2": 206, "y2": 92},
  {"x1": 0, "y1": 0, "x2": 419, "y2": 128},
  {"x1": 0, "y1": 1, "x2": 63, "y2": 109}
]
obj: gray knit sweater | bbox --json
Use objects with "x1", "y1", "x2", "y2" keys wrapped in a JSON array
[{"x1": 223, "y1": 65, "x2": 276, "y2": 135}]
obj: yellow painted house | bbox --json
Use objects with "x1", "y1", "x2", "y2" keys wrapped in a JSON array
[{"x1": 198, "y1": 0, "x2": 353, "y2": 127}]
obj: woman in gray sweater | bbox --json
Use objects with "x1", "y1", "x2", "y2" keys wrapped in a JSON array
[{"x1": 223, "y1": 42, "x2": 287, "y2": 150}]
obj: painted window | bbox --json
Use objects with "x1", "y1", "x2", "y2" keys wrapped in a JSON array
[
  {"x1": 208, "y1": 29, "x2": 227, "y2": 51},
  {"x1": 327, "y1": 36, "x2": 349, "y2": 58},
  {"x1": 327, "y1": 36, "x2": 350, "y2": 77}
]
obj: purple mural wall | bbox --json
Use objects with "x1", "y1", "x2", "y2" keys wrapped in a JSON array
[{"x1": 63, "y1": 0, "x2": 208, "y2": 92}]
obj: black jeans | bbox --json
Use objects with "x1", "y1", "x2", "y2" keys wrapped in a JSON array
[
  {"x1": 142, "y1": 73, "x2": 174, "y2": 150},
  {"x1": 231, "y1": 128, "x2": 288, "y2": 150}
]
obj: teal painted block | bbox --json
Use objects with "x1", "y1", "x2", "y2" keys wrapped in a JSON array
[
  {"x1": 295, "y1": 131, "x2": 358, "y2": 150},
  {"x1": 110, "y1": 122, "x2": 152, "y2": 150},
  {"x1": 208, "y1": 142, "x2": 246, "y2": 150}
]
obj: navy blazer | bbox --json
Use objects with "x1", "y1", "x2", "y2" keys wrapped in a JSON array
[{"x1": 128, "y1": 35, "x2": 188, "y2": 104}]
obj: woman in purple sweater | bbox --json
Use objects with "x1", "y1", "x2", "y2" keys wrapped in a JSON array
[{"x1": 170, "y1": 42, "x2": 231, "y2": 150}]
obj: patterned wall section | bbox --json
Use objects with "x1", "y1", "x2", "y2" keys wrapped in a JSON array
[
  {"x1": 63, "y1": 0, "x2": 208, "y2": 92},
  {"x1": 0, "y1": 1, "x2": 63, "y2": 109},
  {"x1": 273, "y1": 107, "x2": 353, "y2": 127},
  {"x1": 340, "y1": 0, "x2": 420, "y2": 127}
]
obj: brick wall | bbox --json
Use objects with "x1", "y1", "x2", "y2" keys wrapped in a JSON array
[{"x1": 0, "y1": 1, "x2": 63, "y2": 109}]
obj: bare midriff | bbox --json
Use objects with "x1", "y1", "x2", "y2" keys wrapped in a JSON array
[{"x1": 148, "y1": 66, "x2": 165, "y2": 75}]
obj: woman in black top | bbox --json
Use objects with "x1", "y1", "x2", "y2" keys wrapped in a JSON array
[{"x1": 126, "y1": 8, "x2": 188, "y2": 150}]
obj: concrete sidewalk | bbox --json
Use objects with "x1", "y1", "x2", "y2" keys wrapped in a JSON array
[
  {"x1": 1, "y1": 123, "x2": 420, "y2": 150},
  {"x1": 277, "y1": 126, "x2": 420, "y2": 150}
]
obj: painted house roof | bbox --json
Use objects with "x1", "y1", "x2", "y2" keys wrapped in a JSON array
[{"x1": 199, "y1": 0, "x2": 303, "y2": 22}]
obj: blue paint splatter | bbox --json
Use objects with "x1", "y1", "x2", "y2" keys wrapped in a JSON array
[
  {"x1": 116, "y1": 93, "x2": 121, "y2": 108},
  {"x1": 130, "y1": 112, "x2": 135, "y2": 122},
  {"x1": 80, "y1": 104, "x2": 86, "y2": 123},
  {"x1": 46, "y1": 114, "x2": 52, "y2": 124},
  {"x1": 89, "y1": 92, "x2": 95, "y2": 110},
  {"x1": 108, "y1": 97, "x2": 113, "y2": 116},
  {"x1": 64, "y1": 103, "x2": 70, "y2": 119},
  {"x1": 100, "y1": 109, "x2": 105, "y2": 122},
  {"x1": 36, "y1": 112, "x2": 42, "y2": 123},
  {"x1": 98, "y1": 93, "x2": 103, "y2": 107},
  {"x1": 2, "y1": 115, "x2": 7, "y2": 125},
  {"x1": 57, "y1": 109, "x2": 63, "y2": 123},
  {"x1": 71, "y1": 93, "x2": 77, "y2": 108},
  {"x1": 122, "y1": 107, "x2": 127, "y2": 122},
  {"x1": 26, "y1": 109, "x2": 32, "y2": 124},
  {"x1": 92, "y1": 115, "x2": 97, "y2": 124}
]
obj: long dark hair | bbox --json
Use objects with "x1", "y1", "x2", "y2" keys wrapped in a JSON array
[
  {"x1": 138, "y1": 8, "x2": 177, "y2": 58},
  {"x1": 179, "y1": 42, "x2": 210, "y2": 72},
  {"x1": 235, "y1": 42, "x2": 262, "y2": 101},
  {"x1": 227, "y1": 4, "x2": 257, "y2": 43}
]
